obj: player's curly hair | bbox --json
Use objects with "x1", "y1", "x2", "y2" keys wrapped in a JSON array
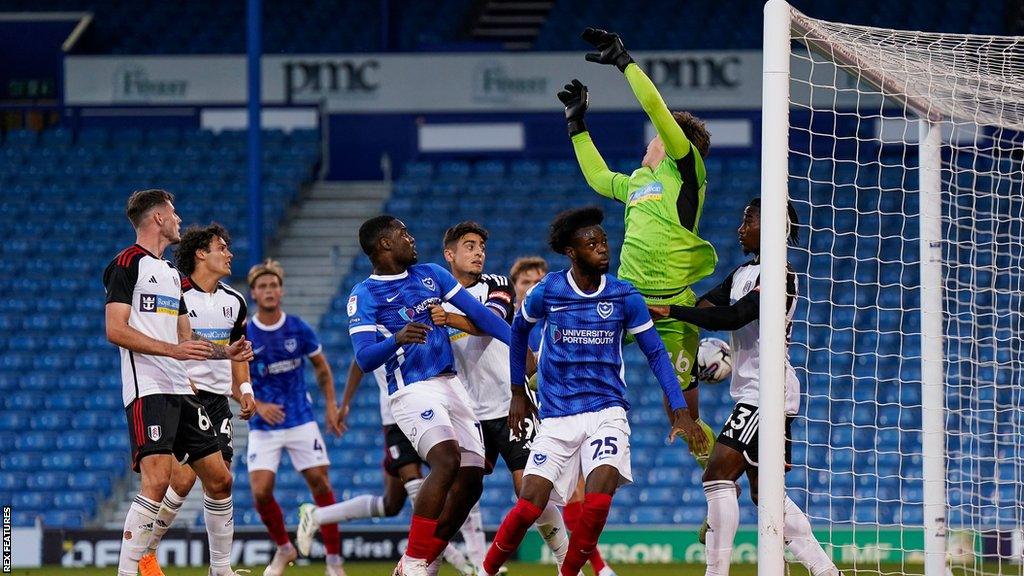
[
  {"x1": 748, "y1": 197, "x2": 801, "y2": 246},
  {"x1": 359, "y1": 214, "x2": 399, "y2": 256},
  {"x1": 443, "y1": 221, "x2": 489, "y2": 248},
  {"x1": 672, "y1": 111, "x2": 711, "y2": 159},
  {"x1": 175, "y1": 223, "x2": 231, "y2": 277},
  {"x1": 548, "y1": 206, "x2": 605, "y2": 255}
]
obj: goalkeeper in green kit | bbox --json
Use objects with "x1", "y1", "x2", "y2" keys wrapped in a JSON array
[{"x1": 559, "y1": 28, "x2": 719, "y2": 467}]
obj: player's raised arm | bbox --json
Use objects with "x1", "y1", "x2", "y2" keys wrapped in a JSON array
[
  {"x1": 558, "y1": 79, "x2": 629, "y2": 201},
  {"x1": 430, "y1": 264, "x2": 511, "y2": 345},
  {"x1": 582, "y1": 27, "x2": 692, "y2": 160}
]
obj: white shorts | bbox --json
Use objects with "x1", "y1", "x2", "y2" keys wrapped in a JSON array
[
  {"x1": 246, "y1": 421, "x2": 330, "y2": 473},
  {"x1": 524, "y1": 406, "x2": 632, "y2": 505},
  {"x1": 389, "y1": 374, "x2": 485, "y2": 465}
]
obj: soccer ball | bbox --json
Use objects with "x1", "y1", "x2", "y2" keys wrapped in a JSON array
[{"x1": 696, "y1": 337, "x2": 732, "y2": 383}]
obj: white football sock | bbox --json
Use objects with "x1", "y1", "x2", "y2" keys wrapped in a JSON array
[
  {"x1": 204, "y1": 495, "x2": 234, "y2": 569},
  {"x1": 147, "y1": 488, "x2": 187, "y2": 553},
  {"x1": 535, "y1": 501, "x2": 569, "y2": 565},
  {"x1": 784, "y1": 496, "x2": 839, "y2": 576},
  {"x1": 704, "y1": 481, "x2": 739, "y2": 576},
  {"x1": 460, "y1": 502, "x2": 487, "y2": 567},
  {"x1": 313, "y1": 494, "x2": 385, "y2": 525},
  {"x1": 118, "y1": 495, "x2": 160, "y2": 576}
]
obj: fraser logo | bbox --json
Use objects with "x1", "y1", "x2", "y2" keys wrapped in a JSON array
[
  {"x1": 473, "y1": 62, "x2": 547, "y2": 102},
  {"x1": 114, "y1": 65, "x2": 188, "y2": 100},
  {"x1": 549, "y1": 324, "x2": 615, "y2": 345}
]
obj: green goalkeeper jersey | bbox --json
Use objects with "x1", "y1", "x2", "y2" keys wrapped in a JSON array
[{"x1": 571, "y1": 63, "x2": 717, "y2": 295}]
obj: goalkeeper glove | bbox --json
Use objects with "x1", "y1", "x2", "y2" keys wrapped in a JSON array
[
  {"x1": 557, "y1": 79, "x2": 589, "y2": 136},
  {"x1": 582, "y1": 27, "x2": 635, "y2": 73},
  {"x1": 687, "y1": 418, "x2": 718, "y2": 468}
]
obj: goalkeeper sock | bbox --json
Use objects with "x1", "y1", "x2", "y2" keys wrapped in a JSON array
[
  {"x1": 536, "y1": 501, "x2": 569, "y2": 565},
  {"x1": 483, "y1": 499, "x2": 543, "y2": 575},
  {"x1": 148, "y1": 488, "x2": 186, "y2": 553},
  {"x1": 118, "y1": 495, "x2": 160, "y2": 576},
  {"x1": 314, "y1": 494, "x2": 385, "y2": 524},
  {"x1": 560, "y1": 493, "x2": 612, "y2": 576},
  {"x1": 704, "y1": 481, "x2": 739, "y2": 576},
  {"x1": 784, "y1": 496, "x2": 839, "y2": 576}
]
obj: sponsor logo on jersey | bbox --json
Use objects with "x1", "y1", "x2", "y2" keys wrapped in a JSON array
[
  {"x1": 398, "y1": 297, "x2": 443, "y2": 322},
  {"x1": 532, "y1": 453, "x2": 547, "y2": 465},
  {"x1": 194, "y1": 328, "x2": 231, "y2": 346},
  {"x1": 627, "y1": 182, "x2": 664, "y2": 205},
  {"x1": 148, "y1": 425, "x2": 162, "y2": 441},
  {"x1": 596, "y1": 301, "x2": 614, "y2": 319},
  {"x1": 420, "y1": 409, "x2": 434, "y2": 421},
  {"x1": 140, "y1": 294, "x2": 179, "y2": 315},
  {"x1": 549, "y1": 324, "x2": 615, "y2": 345},
  {"x1": 284, "y1": 338, "x2": 298, "y2": 353},
  {"x1": 421, "y1": 277, "x2": 436, "y2": 291},
  {"x1": 348, "y1": 295, "x2": 359, "y2": 316}
]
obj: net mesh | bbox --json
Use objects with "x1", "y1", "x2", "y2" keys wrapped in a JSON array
[{"x1": 785, "y1": 7, "x2": 1024, "y2": 575}]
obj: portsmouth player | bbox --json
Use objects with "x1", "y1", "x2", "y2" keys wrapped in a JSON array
[
  {"x1": 103, "y1": 190, "x2": 251, "y2": 576},
  {"x1": 144, "y1": 223, "x2": 258, "y2": 572},
  {"x1": 428, "y1": 223, "x2": 570, "y2": 570},
  {"x1": 561, "y1": 27, "x2": 719, "y2": 465},
  {"x1": 481, "y1": 207, "x2": 704, "y2": 576},
  {"x1": 245, "y1": 260, "x2": 345, "y2": 576},
  {"x1": 347, "y1": 215, "x2": 511, "y2": 576},
  {"x1": 510, "y1": 256, "x2": 615, "y2": 576},
  {"x1": 648, "y1": 199, "x2": 840, "y2": 576},
  {"x1": 296, "y1": 361, "x2": 477, "y2": 576}
]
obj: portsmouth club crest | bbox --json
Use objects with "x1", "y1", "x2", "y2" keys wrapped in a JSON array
[
  {"x1": 148, "y1": 425, "x2": 162, "y2": 441},
  {"x1": 596, "y1": 301, "x2": 614, "y2": 319},
  {"x1": 284, "y1": 338, "x2": 298, "y2": 353},
  {"x1": 421, "y1": 276, "x2": 436, "y2": 291}
]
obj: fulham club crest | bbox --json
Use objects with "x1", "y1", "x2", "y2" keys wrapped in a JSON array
[
  {"x1": 223, "y1": 306, "x2": 234, "y2": 319},
  {"x1": 148, "y1": 425, "x2": 162, "y2": 441}
]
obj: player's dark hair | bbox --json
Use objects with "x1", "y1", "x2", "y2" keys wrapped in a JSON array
[
  {"x1": 175, "y1": 223, "x2": 231, "y2": 277},
  {"x1": 126, "y1": 188, "x2": 174, "y2": 228},
  {"x1": 510, "y1": 256, "x2": 548, "y2": 283},
  {"x1": 443, "y1": 221, "x2": 489, "y2": 248},
  {"x1": 359, "y1": 215, "x2": 399, "y2": 256},
  {"x1": 548, "y1": 206, "x2": 605, "y2": 255},
  {"x1": 748, "y1": 197, "x2": 800, "y2": 246},
  {"x1": 672, "y1": 111, "x2": 711, "y2": 159}
]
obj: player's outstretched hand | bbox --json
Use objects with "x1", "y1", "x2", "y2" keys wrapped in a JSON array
[
  {"x1": 557, "y1": 79, "x2": 589, "y2": 136},
  {"x1": 226, "y1": 336, "x2": 255, "y2": 362},
  {"x1": 429, "y1": 304, "x2": 449, "y2": 327},
  {"x1": 582, "y1": 27, "x2": 634, "y2": 72},
  {"x1": 256, "y1": 401, "x2": 286, "y2": 425},
  {"x1": 647, "y1": 305, "x2": 670, "y2": 320},
  {"x1": 325, "y1": 403, "x2": 342, "y2": 436},
  {"x1": 172, "y1": 340, "x2": 214, "y2": 361},
  {"x1": 238, "y1": 392, "x2": 256, "y2": 420},
  {"x1": 395, "y1": 321, "x2": 431, "y2": 345},
  {"x1": 336, "y1": 403, "x2": 351, "y2": 435},
  {"x1": 508, "y1": 385, "x2": 538, "y2": 440},
  {"x1": 668, "y1": 408, "x2": 708, "y2": 452}
]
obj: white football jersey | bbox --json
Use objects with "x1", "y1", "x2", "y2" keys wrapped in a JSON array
[
  {"x1": 103, "y1": 245, "x2": 192, "y2": 406},
  {"x1": 441, "y1": 274, "x2": 515, "y2": 421},
  {"x1": 706, "y1": 259, "x2": 800, "y2": 415},
  {"x1": 181, "y1": 277, "x2": 248, "y2": 395}
]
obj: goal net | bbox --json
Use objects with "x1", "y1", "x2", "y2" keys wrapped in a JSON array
[{"x1": 760, "y1": 2, "x2": 1024, "y2": 575}]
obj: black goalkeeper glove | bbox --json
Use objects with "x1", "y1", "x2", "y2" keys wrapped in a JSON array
[
  {"x1": 582, "y1": 27, "x2": 634, "y2": 73},
  {"x1": 557, "y1": 79, "x2": 589, "y2": 137}
]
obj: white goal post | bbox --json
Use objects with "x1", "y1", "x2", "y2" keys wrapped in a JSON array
[{"x1": 760, "y1": 2, "x2": 1024, "y2": 576}]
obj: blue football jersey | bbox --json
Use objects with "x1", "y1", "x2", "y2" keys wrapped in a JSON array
[
  {"x1": 519, "y1": 270, "x2": 654, "y2": 419},
  {"x1": 247, "y1": 313, "x2": 322, "y2": 431},
  {"x1": 348, "y1": 263, "x2": 463, "y2": 394}
]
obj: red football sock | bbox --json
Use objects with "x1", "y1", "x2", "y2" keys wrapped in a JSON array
[
  {"x1": 255, "y1": 498, "x2": 291, "y2": 546},
  {"x1": 483, "y1": 499, "x2": 543, "y2": 575},
  {"x1": 406, "y1": 514, "x2": 439, "y2": 560},
  {"x1": 313, "y1": 490, "x2": 340, "y2": 555},
  {"x1": 560, "y1": 493, "x2": 612, "y2": 576},
  {"x1": 426, "y1": 534, "x2": 450, "y2": 564},
  {"x1": 562, "y1": 500, "x2": 606, "y2": 572}
]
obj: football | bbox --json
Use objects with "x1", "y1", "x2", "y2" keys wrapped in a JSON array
[{"x1": 696, "y1": 337, "x2": 732, "y2": 383}]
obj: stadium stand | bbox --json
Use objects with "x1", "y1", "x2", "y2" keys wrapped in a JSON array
[{"x1": 0, "y1": 126, "x2": 320, "y2": 527}]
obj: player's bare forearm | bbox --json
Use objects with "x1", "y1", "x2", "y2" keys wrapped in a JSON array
[
  {"x1": 341, "y1": 360, "x2": 363, "y2": 411},
  {"x1": 525, "y1": 348, "x2": 538, "y2": 378},
  {"x1": 445, "y1": 312, "x2": 483, "y2": 336},
  {"x1": 191, "y1": 331, "x2": 231, "y2": 359},
  {"x1": 311, "y1": 353, "x2": 337, "y2": 404},
  {"x1": 230, "y1": 359, "x2": 250, "y2": 402},
  {"x1": 105, "y1": 303, "x2": 175, "y2": 356}
]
